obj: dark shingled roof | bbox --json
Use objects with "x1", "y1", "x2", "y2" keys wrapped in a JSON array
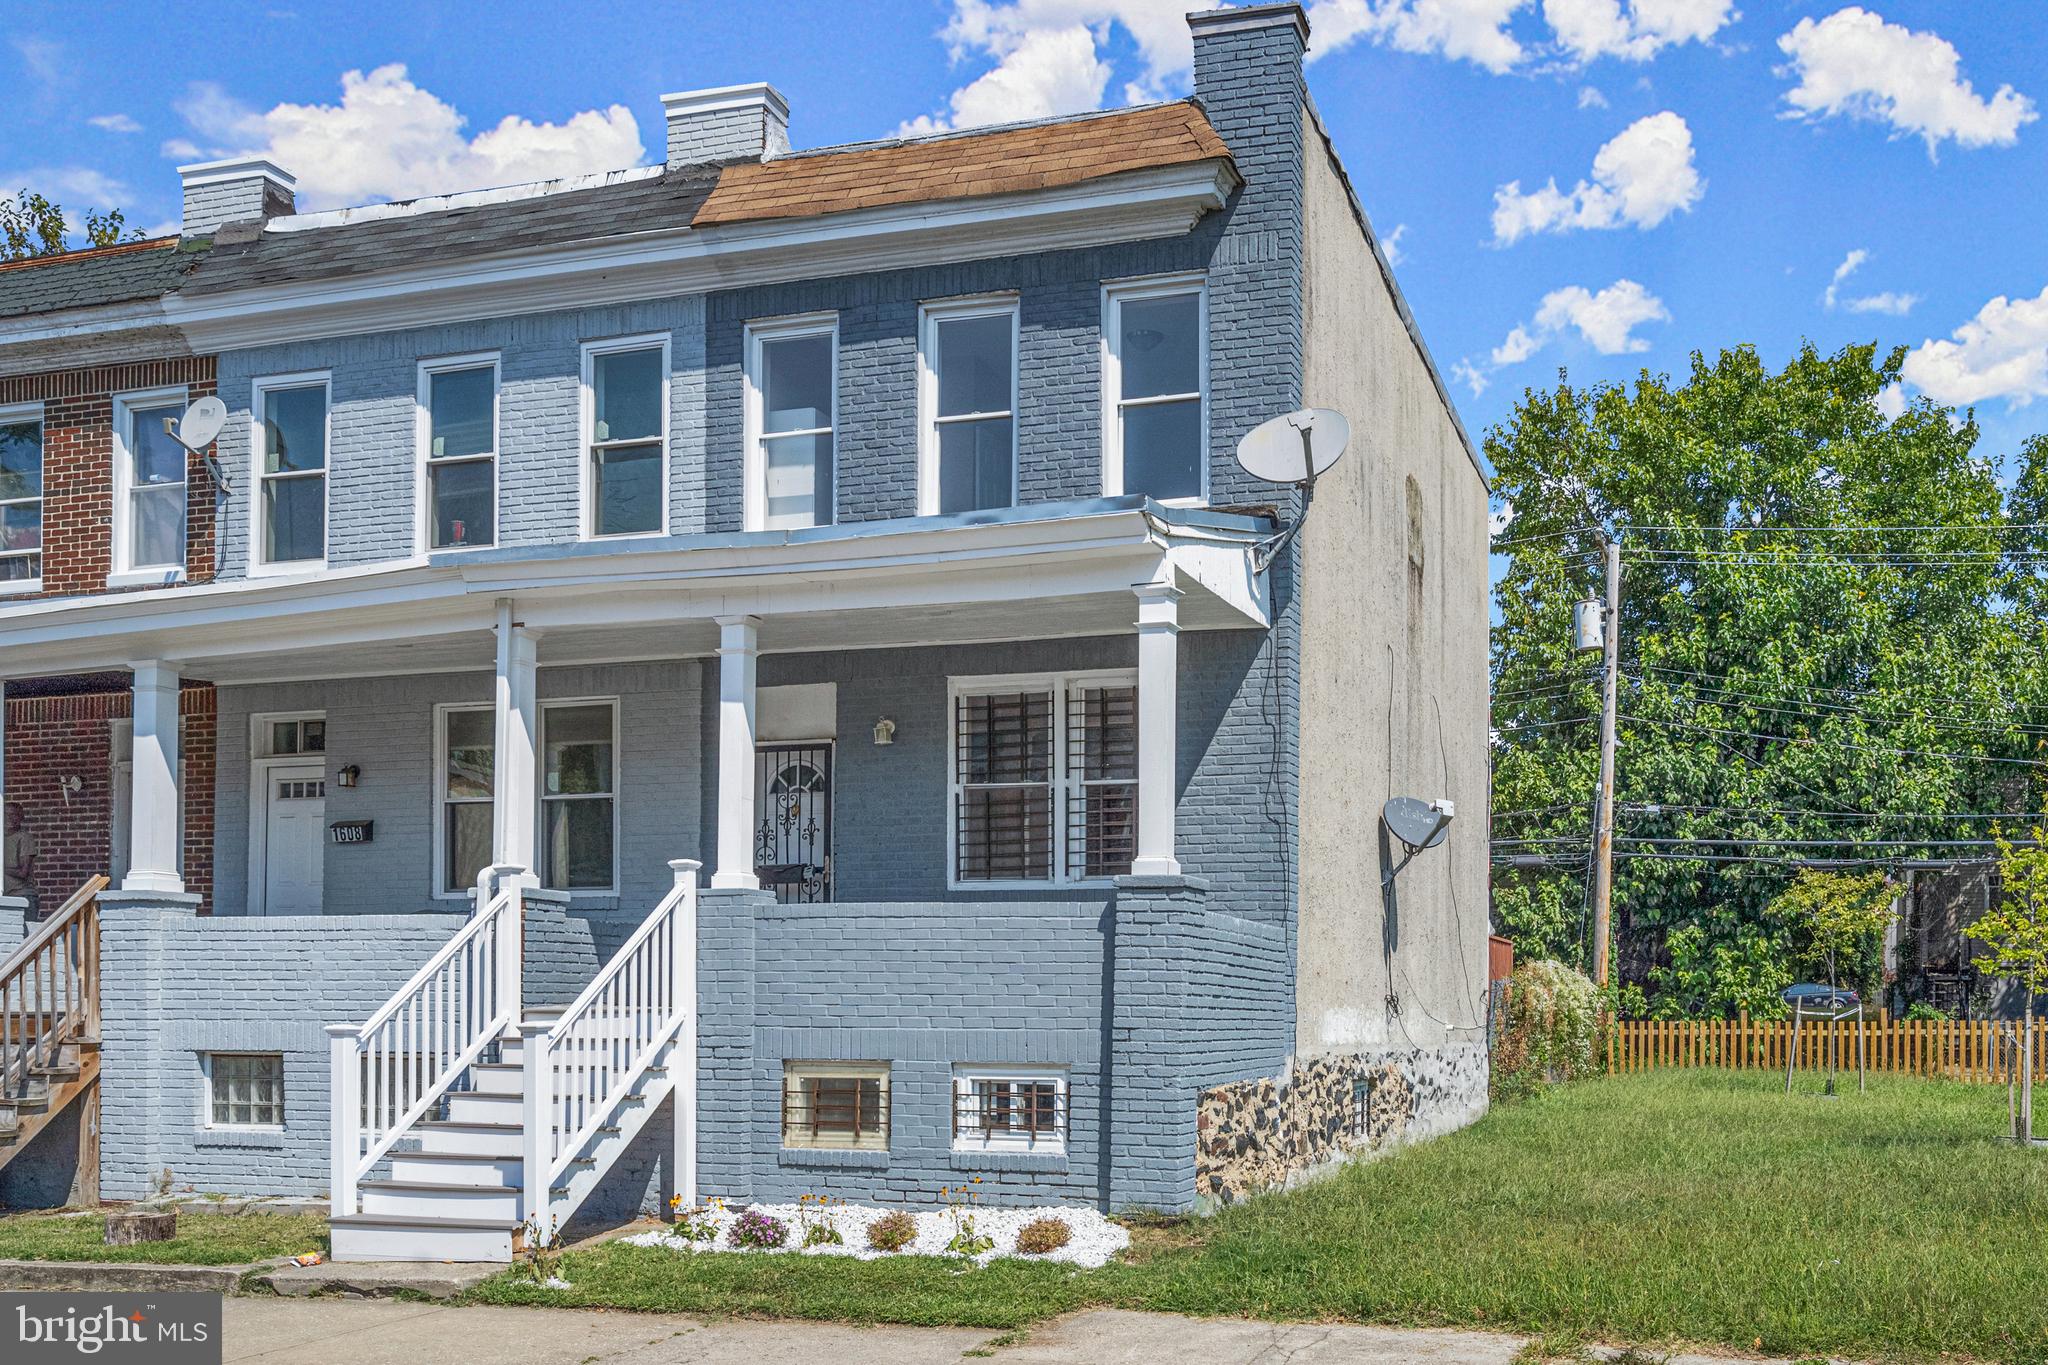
[{"x1": 0, "y1": 239, "x2": 203, "y2": 320}]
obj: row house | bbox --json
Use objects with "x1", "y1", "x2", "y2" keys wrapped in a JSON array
[{"x1": 0, "y1": 4, "x2": 1491, "y2": 1260}]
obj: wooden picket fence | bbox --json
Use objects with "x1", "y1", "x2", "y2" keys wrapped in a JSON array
[{"x1": 1607, "y1": 1011, "x2": 2048, "y2": 1084}]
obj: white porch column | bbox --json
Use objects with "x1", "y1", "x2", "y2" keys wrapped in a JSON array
[
  {"x1": 123, "y1": 660, "x2": 184, "y2": 893},
  {"x1": 712, "y1": 614, "x2": 760, "y2": 891},
  {"x1": 493, "y1": 600, "x2": 540, "y2": 877},
  {"x1": 1131, "y1": 581, "x2": 1182, "y2": 878}
]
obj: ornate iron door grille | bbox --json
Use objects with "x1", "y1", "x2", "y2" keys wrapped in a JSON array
[{"x1": 755, "y1": 742, "x2": 832, "y2": 903}]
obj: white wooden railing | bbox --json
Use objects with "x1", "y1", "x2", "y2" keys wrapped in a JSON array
[
  {"x1": 327, "y1": 868, "x2": 524, "y2": 1217},
  {"x1": 1, "y1": 876, "x2": 105, "y2": 1105},
  {"x1": 524, "y1": 859, "x2": 698, "y2": 1243}
]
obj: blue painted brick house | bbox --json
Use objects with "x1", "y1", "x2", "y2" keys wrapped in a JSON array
[{"x1": 0, "y1": 4, "x2": 1491, "y2": 1259}]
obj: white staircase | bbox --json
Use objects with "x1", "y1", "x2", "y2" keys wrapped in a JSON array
[{"x1": 327, "y1": 861, "x2": 700, "y2": 1262}]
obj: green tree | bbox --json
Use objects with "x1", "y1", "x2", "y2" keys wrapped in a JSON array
[
  {"x1": 1490, "y1": 343, "x2": 2048, "y2": 1008},
  {"x1": 1984, "y1": 826, "x2": 2048, "y2": 1140},
  {"x1": 0, "y1": 188, "x2": 142, "y2": 261},
  {"x1": 1770, "y1": 868, "x2": 1895, "y2": 1001}
]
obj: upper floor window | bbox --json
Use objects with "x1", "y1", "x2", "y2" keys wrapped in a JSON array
[
  {"x1": 254, "y1": 376, "x2": 329, "y2": 567},
  {"x1": 1103, "y1": 276, "x2": 1206, "y2": 504},
  {"x1": 919, "y1": 298, "x2": 1017, "y2": 516},
  {"x1": 745, "y1": 315, "x2": 836, "y2": 531},
  {"x1": 421, "y1": 357, "x2": 497, "y2": 550},
  {"x1": 0, "y1": 405, "x2": 43, "y2": 588},
  {"x1": 112, "y1": 390, "x2": 189, "y2": 583},
  {"x1": 582, "y1": 336, "x2": 667, "y2": 538}
]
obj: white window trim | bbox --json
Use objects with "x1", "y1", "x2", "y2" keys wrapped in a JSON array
[
  {"x1": 199, "y1": 1050, "x2": 286, "y2": 1132},
  {"x1": 539, "y1": 695, "x2": 621, "y2": 897},
  {"x1": 946, "y1": 668, "x2": 1137, "y2": 892},
  {"x1": 743, "y1": 311, "x2": 838, "y2": 533},
  {"x1": 951, "y1": 1064, "x2": 1069, "y2": 1154},
  {"x1": 0, "y1": 399, "x2": 45, "y2": 596},
  {"x1": 250, "y1": 709, "x2": 327, "y2": 759},
  {"x1": 249, "y1": 371, "x2": 332, "y2": 576},
  {"x1": 1099, "y1": 273, "x2": 1209, "y2": 507},
  {"x1": 414, "y1": 352, "x2": 501, "y2": 555},
  {"x1": 916, "y1": 294, "x2": 1020, "y2": 518},
  {"x1": 433, "y1": 701, "x2": 495, "y2": 901},
  {"x1": 109, "y1": 386, "x2": 192, "y2": 588},
  {"x1": 578, "y1": 334, "x2": 670, "y2": 541},
  {"x1": 780, "y1": 1060, "x2": 891, "y2": 1151}
]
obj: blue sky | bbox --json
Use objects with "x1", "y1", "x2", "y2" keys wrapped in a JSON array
[{"x1": 6, "y1": 0, "x2": 2047, "y2": 473}]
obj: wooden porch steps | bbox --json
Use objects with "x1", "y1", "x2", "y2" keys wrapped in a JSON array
[{"x1": 0, "y1": 877, "x2": 108, "y2": 1195}]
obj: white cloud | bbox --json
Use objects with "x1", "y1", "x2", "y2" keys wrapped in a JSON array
[
  {"x1": 88, "y1": 113, "x2": 142, "y2": 135},
  {"x1": 1380, "y1": 222, "x2": 1408, "y2": 264},
  {"x1": 1312, "y1": 0, "x2": 1529, "y2": 74},
  {"x1": 1823, "y1": 248, "x2": 1919, "y2": 316},
  {"x1": 172, "y1": 64, "x2": 644, "y2": 210},
  {"x1": 0, "y1": 165, "x2": 131, "y2": 212},
  {"x1": 1871, "y1": 383, "x2": 1906, "y2": 420},
  {"x1": 1491, "y1": 324, "x2": 1541, "y2": 365},
  {"x1": 897, "y1": 23, "x2": 1111, "y2": 136},
  {"x1": 159, "y1": 138, "x2": 203, "y2": 162},
  {"x1": 1491, "y1": 110, "x2": 1701, "y2": 243},
  {"x1": 1452, "y1": 358, "x2": 1491, "y2": 396},
  {"x1": 1533, "y1": 278, "x2": 1669, "y2": 353},
  {"x1": 1543, "y1": 0, "x2": 1736, "y2": 64},
  {"x1": 1901, "y1": 285, "x2": 2048, "y2": 408},
  {"x1": 1577, "y1": 84, "x2": 1609, "y2": 109},
  {"x1": 1489, "y1": 499, "x2": 1517, "y2": 536},
  {"x1": 11, "y1": 35, "x2": 63, "y2": 94},
  {"x1": 1777, "y1": 7, "x2": 2036, "y2": 157}
]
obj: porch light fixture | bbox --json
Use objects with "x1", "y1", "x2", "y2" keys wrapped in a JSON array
[
  {"x1": 872, "y1": 717, "x2": 897, "y2": 746},
  {"x1": 336, "y1": 764, "x2": 361, "y2": 789}
]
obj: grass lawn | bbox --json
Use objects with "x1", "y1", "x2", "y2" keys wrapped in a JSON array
[
  {"x1": 0, "y1": 1210, "x2": 329, "y2": 1265},
  {"x1": 476, "y1": 1071, "x2": 2048, "y2": 1362}
]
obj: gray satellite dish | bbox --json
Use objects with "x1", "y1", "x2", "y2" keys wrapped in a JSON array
[
  {"x1": 173, "y1": 396, "x2": 227, "y2": 452},
  {"x1": 1235, "y1": 407, "x2": 1350, "y2": 486},
  {"x1": 1382, "y1": 796, "x2": 1454, "y2": 888}
]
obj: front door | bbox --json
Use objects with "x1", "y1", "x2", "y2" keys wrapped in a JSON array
[
  {"x1": 261, "y1": 765, "x2": 325, "y2": 915},
  {"x1": 755, "y1": 743, "x2": 831, "y2": 903}
]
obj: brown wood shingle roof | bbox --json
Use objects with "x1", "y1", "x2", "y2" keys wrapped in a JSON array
[{"x1": 694, "y1": 101, "x2": 1234, "y2": 227}]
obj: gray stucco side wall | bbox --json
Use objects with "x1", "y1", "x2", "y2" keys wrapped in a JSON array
[{"x1": 1293, "y1": 115, "x2": 1492, "y2": 1062}]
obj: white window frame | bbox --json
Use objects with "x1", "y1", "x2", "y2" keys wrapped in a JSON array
[
  {"x1": 0, "y1": 400, "x2": 45, "y2": 596},
  {"x1": 199, "y1": 1051, "x2": 286, "y2": 1131},
  {"x1": 415, "y1": 352, "x2": 501, "y2": 555},
  {"x1": 433, "y1": 702, "x2": 495, "y2": 901},
  {"x1": 250, "y1": 371, "x2": 332, "y2": 575},
  {"x1": 946, "y1": 668, "x2": 1137, "y2": 891},
  {"x1": 109, "y1": 386, "x2": 191, "y2": 588},
  {"x1": 578, "y1": 334, "x2": 670, "y2": 541},
  {"x1": 538, "y1": 696, "x2": 621, "y2": 897},
  {"x1": 952, "y1": 1064, "x2": 1069, "y2": 1154},
  {"x1": 917, "y1": 294, "x2": 1020, "y2": 518},
  {"x1": 1100, "y1": 273, "x2": 1209, "y2": 506},
  {"x1": 743, "y1": 312, "x2": 838, "y2": 533}
]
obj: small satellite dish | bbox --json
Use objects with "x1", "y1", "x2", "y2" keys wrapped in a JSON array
[
  {"x1": 1383, "y1": 796, "x2": 1454, "y2": 854},
  {"x1": 1235, "y1": 407, "x2": 1350, "y2": 486},
  {"x1": 174, "y1": 396, "x2": 227, "y2": 453}
]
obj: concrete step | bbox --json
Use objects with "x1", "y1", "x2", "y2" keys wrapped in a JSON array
[
  {"x1": 388, "y1": 1150, "x2": 521, "y2": 1187},
  {"x1": 358, "y1": 1179, "x2": 521, "y2": 1222},
  {"x1": 329, "y1": 1213, "x2": 518, "y2": 1264},
  {"x1": 413, "y1": 1119, "x2": 523, "y2": 1158}
]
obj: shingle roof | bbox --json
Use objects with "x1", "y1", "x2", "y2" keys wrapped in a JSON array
[{"x1": 0, "y1": 239, "x2": 202, "y2": 320}]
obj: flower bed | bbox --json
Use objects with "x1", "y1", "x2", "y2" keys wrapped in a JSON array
[{"x1": 624, "y1": 1199, "x2": 1129, "y2": 1268}]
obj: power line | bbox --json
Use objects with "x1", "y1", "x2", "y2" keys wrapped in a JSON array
[
  {"x1": 1620, "y1": 803, "x2": 2048, "y2": 823},
  {"x1": 1635, "y1": 664, "x2": 2031, "y2": 713},
  {"x1": 1620, "y1": 712, "x2": 2048, "y2": 768},
  {"x1": 1625, "y1": 677, "x2": 2048, "y2": 739}
]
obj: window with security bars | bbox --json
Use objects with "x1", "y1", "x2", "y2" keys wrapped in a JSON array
[
  {"x1": 205, "y1": 1052, "x2": 284, "y2": 1128},
  {"x1": 951, "y1": 674, "x2": 1137, "y2": 885},
  {"x1": 952, "y1": 1067, "x2": 1067, "y2": 1153},
  {"x1": 781, "y1": 1063, "x2": 889, "y2": 1150}
]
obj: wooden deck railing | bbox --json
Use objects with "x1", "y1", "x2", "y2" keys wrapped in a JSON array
[
  {"x1": 0, "y1": 876, "x2": 107, "y2": 1103},
  {"x1": 1608, "y1": 1010, "x2": 2048, "y2": 1084}
]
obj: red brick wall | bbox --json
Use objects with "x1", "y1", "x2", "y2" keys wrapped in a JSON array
[
  {"x1": 0, "y1": 357, "x2": 218, "y2": 597},
  {"x1": 4, "y1": 682, "x2": 216, "y2": 914}
]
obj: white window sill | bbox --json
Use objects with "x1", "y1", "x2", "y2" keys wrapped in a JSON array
[
  {"x1": 0, "y1": 579, "x2": 42, "y2": 597},
  {"x1": 248, "y1": 559, "x2": 326, "y2": 579},
  {"x1": 107, "y1": 567, "x2": 187, "y2": 590},
  {"x1": 580, "y1": 529, "x2": 669, "y2": 544}
]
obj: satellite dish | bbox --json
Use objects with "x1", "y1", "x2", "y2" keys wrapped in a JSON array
[
  {"x1": 1235, "y1": 407, "x2": 1350, "y2": 486},
  {"x1": 1383, "y1": 797, "x2": 1454, "y2": 853},
  {"x1": 174, "y1": 396, "x2": 227, "y2": 453}
]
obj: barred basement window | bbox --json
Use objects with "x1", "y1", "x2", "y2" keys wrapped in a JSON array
[
  {"x1": 781, "y1": 1062, "x2": 889, "y2": 1151},
  {"x1": 205, "y1": 1052, "x2": 284, "y2": 1129},
  {"x1": 952, "y1": 1066, "x2": 1067, "y2": 1153}
]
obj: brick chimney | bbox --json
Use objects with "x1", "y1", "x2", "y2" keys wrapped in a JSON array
[
  {"x1": 178, "y1": 158, "x2": 297, "y2": 237},
  {"x1": 660, "y1": 83, "x2": 790, "y2": 165}
]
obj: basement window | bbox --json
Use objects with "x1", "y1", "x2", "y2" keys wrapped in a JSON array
[
  {"x1": 952, "y1": 1066, "x2": 1067, "y2": 1153},
  {"x1": 781, "y1": 1062, "x2": 889, "y2": 1151},
  {"x1": 203, "y1": 1052, "x2": 284, "y2": 1129}
]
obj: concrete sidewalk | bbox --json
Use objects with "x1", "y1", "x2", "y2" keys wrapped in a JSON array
[{"x1": 220, "y1": 1300, "x2": 1830, "y2": 1364}]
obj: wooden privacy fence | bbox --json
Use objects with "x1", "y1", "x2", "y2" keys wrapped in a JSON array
[{"x1": 1608, "y1": 1011, "x2": 2048, "y2": 1084}]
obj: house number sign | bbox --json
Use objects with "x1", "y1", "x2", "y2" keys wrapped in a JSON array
[{"x1": 329, "y1": 820, "x2": 375, "y2": 845}]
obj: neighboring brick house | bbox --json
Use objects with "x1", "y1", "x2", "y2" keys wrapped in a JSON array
[{"x1": 0, "y1": 4, "x2": 1492, "y2": 1259}]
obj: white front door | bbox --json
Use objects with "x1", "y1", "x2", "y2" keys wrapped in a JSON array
[{"x1": 261, "y1": 765, "x2": 325, "y2": 915}]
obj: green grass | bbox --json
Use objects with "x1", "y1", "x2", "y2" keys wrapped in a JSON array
[
  {"x1": 474, "y1": 1072, "x2": 2048, "y2": 1362},
  {"x1": 0, "y1": 1211, "x2": 329, "y2": 1265}
]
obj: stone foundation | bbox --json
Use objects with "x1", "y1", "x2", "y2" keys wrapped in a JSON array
[{"x1": 1195, "y1": 1044, "x2": 1487, "y2": 1206}]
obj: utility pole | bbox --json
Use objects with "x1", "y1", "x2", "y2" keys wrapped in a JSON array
[{"x1": 1590, "y1": 536, "x2": 1622, "y2": 988}]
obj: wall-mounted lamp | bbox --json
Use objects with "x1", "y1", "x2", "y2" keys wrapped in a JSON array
[
  {"x1": 336, "y1": 764, "x2": 361, "y2": 789},
  {"x1": 56, "y1": 775, "x2": 82, "y2": 805},
  {"x1": 872, "y1": 717, "x2": 897, "y2": 746}
]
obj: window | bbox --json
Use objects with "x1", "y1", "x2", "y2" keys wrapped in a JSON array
[
  {"x1": 541, "y1": 700, "x2": 616, "y2": 892},
  {"x1": 953, "y1": 1066, "x2": 1067, "y2": 1153},
  {"x1": 781, "y1": 1062, "x2": 889, "y2": 1150},
  {"x1": 0, "y1": 404, "x2": 43, "y2": 587},
  {"x1": 1103, "y1": 276, "x2": 1206, "y2": 503},
  {"x1": 253, "y1": 376, "x2": 328, "y2": 566},
  {"x1": 582, "y1": 337, "x2": 667, "y2": 538},
  {"x1": 255, "y1": 714, "x2": 325, "y2": 757},
  {"x1": 437, "y1": 705, "x2": 494, "y2": 895},
  {"x1": 949, "y1": 672, "x2": 1137, "y2": 887},
  {"x1": 745, "y1": 315, "x2": 836, "y2": 530},
  {"x1": 919, "y1": 298, "x2": 1017, "y2": 515},
  {"x1": 112, "y1": 390, "x2": 188, "y2": 581},
  {"x1": 204, "y1": 1052, "x2": 284, "y2": 1129},
  {"x1": 421, "y1": 357, "x2": 497, "y2": 549}
]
